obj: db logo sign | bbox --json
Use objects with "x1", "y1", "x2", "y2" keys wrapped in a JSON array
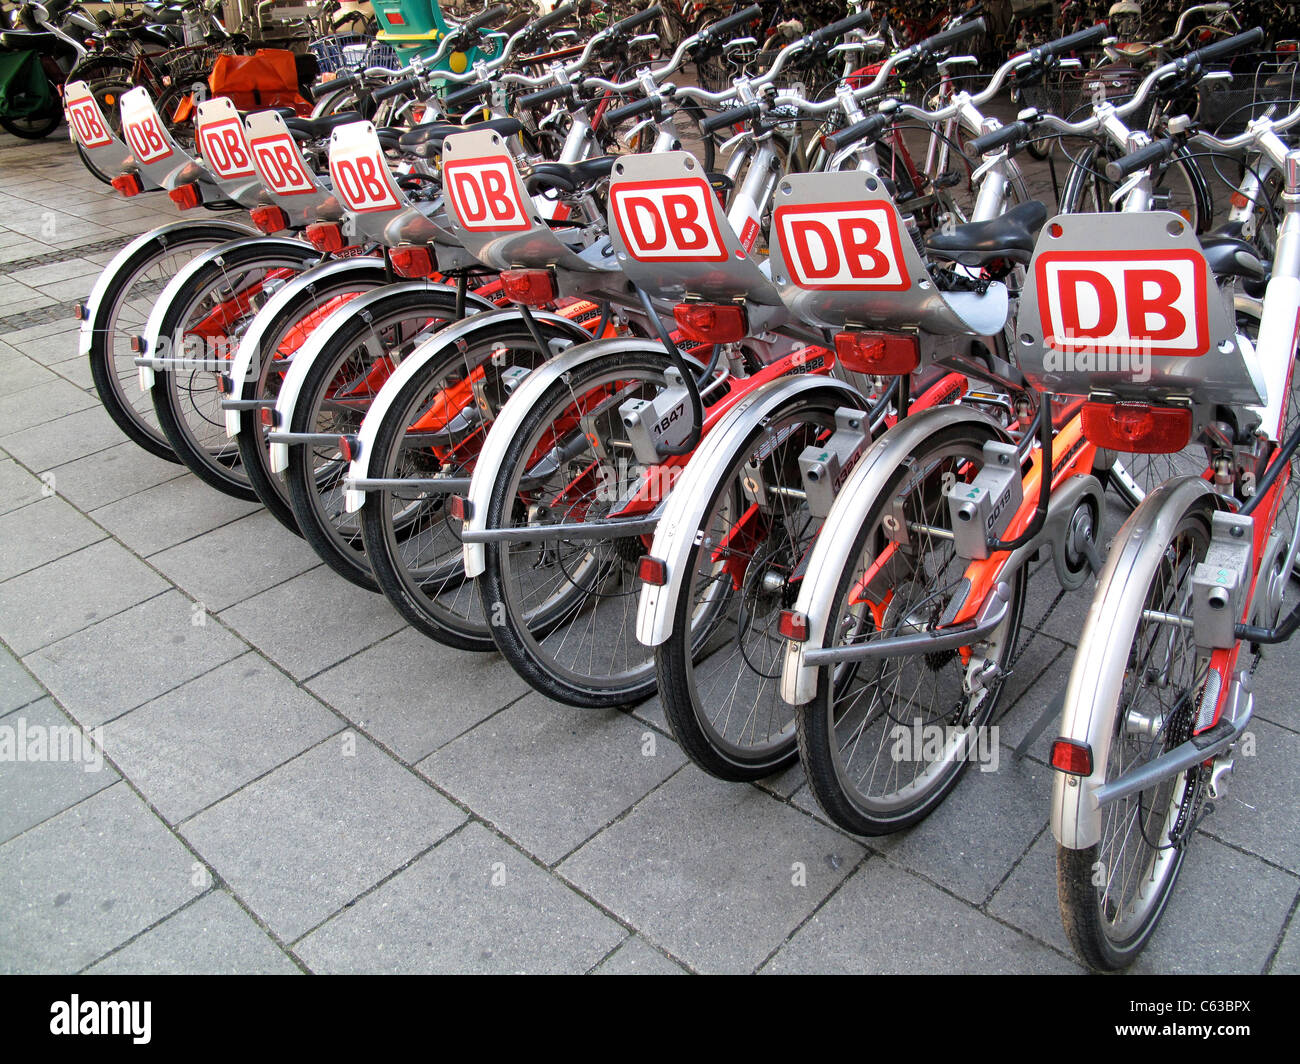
[
  {"x1": 197, "y1": 117, "x2": 256, "y2": 179},
  {"x1": 330, "y1": 148, "x2": 399, "y2": 213},
  {"x1": 443, "y1": 156, "x2": 528, "y2": 231},
  {"x1": 66, "y1": 93, "x2": 112, "y2": 149},
  {"x1": 609, "y1": 178, "x2": 727, "y2": 262},
  {"x1": 249, "y1": 133, "x2": 316, "y2": 195},
  {"x1": 1036, "y1": 251, "x2": 1209, "y2": 357},
  {"x1": 773, "y1": 202, "x2": 909, "y2": 291},
  {"x1": 123, "y1": 112, "x2": 172, "y2": 165}
]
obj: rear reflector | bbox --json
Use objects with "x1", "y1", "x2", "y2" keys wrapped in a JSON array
[
  {"x1": 129, "y1": 335, "x2": 145, "y2": 353},
  {"x1": 1050, "y1": 739, "x2": 1093, "y2": 776},
  {"x1": 448, "y1": 495, "x2": 471, "y2": 521},
  {"x1": 500, "y1": 268, "x2": 558, "y2": 307},
  {"x1": 673, "y1": 302, "x2": 747, "y2": 344},
  {"x1": 338, "y1": 434, "x2": 359, "y2": 462},
  {"x1": 390, "y1": 245, "x2": 437, "y2": 278},
  {"x1": 778, "y1": 609, "x2": 809, "y2": 641},
  {"x1": 1081, "y1": 401, "x2": 1192, "y2": 455},
  {"x1": 168, "y1": 182, "x2": 201, "y2": 210},
  {"x1": 250, "y1": 205, "x2": 290, "y2": 234},
  {"x1": 834, "y1": 330, "x2": 920, "y2": 376},
  {"x1": 637, "y1": 556, "x2": 668, "y2": 586},
  {"x1": 305, "y1": 222, "x2": 345, "y2": 253},
  {"x1": 111, "y1": 174, "x2": 143, "y2": 198},
  {"x1": 74, "y1": 303, "x2": 86, "y2": 321}
]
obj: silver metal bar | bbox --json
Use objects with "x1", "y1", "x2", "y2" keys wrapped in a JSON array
[
  {"x1": 1141, "y1": 608, "x2": 1197, "y2": 630},
  {"x1": 220, "y1": 398, "x2": 277, "y2": 411},
  {"x1": 344, "y1": 477, "x2": 470, "y2": 494},
  {"x1": 803, "y1": 581, "x2": 1010, "y2": 666},
  {"x1": 266, "y1": 432, "x2": 345, "y2": 446},
  {"x1": 459, "y1": 514, "x2": 660, "y2": 545}
]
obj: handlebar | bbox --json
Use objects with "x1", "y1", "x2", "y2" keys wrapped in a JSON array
[
  {"x1": 822, "y1": 110, "x2": 893, "y2": 152},
  {"x1": 807, "y1": 7, "x2": 877, "y2": 48},
  {"x1": 443, "y1": 80, "x2": 492, "y2": 110},
  {"x1": 1105, "y1": 136, "x2": 1178, "y2": 181},
  {"x1": 518, "y1": 82, "x2": 574, "y2": 109},
  {"x1": 610, "y1": 4, "x2": 662, "y2": 36},
  {"x1": 699, "y1": 100, "x2": 761, "y2": 135},
  {"x1": 604, "y1": 93, "x2": 665, "y2": 126},
  {"x1": 463, "y1": 3, "x2": 509, "y2": 34},
  {"x1": 969, "y1": 118, "x2": 1031, "y2": 156},
  {"x1": 698, "y1": 3, "x2": 760, "y2": 41}
]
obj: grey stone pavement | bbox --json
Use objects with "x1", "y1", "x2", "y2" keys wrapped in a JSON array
[{"x1": 1, "y1": 125, "x2": 1298, "y2": 976}]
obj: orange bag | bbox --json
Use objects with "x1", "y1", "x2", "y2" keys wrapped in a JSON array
[{"x1": 172, "y1": 49, "x2": 311, "y2": 124}]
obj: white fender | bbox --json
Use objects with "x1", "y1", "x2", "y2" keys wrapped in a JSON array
[
  {"x1": 460, "y1": 337, "x2": 671, "y2": 577},
  {"x1": 636, "y1": 375, "x2": 864, "y2": 648},
  {"x1": 341, "y1": 308, "x2": 593, "y2": 512},
  {"x1": 224, "y1": 258, "x2": 393, "y2": 437},
  {"x1": 266, "y1": 281, "x2": 482, "y2": 472},
  {"x1": 137, "y1": 236, "x2": 315, "y2": 390},
  {"x1": 78, "y1": 220, "x2": 254, "y2": 360},
  {"x1": 779, "y1": 405, "x2": 1005, "y2": 706},
  {"x1": 1051, "y1": 476, "x2": 1222, "y2": 850}
]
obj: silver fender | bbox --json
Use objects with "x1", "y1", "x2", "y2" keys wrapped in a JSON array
[
  {"x1": 137, "y1": 236, "x2": 315, "y2": 390},
  {"x1": 461, "y1": 337, "x2": 672, "y2": 578},
  {"x1": 636, "y1": 375, "x2": 864, "y2": 648},
  {"x1": 780, "y1": 404, "x2": 1006, "y2": 706},
  {"x1": 340, "y1": 308, "x2": 593, "y2": 510},
  {"x1": 79, "y1": 220, "x2": 255, "y2": 360},
  {"x1": 267, "y1": 281, "x2": 486, "y2": 472},
  {"x1": 1051, "y1": 475, "x2": 1225, "y2": 851},
  {"x1": 224, "y1": 257, "x2": 392, "y2": 436}
]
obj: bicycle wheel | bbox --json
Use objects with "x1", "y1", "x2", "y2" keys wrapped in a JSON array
[
  {"x1": 233, "y1": 262, "x2": 391, "y2": 534},
  {"x1": 1059, "y1": 141, "x2": 1211, "y2": 234},
  {"x1": 85, "y1": 223, "x2": 253, "y2": 461},
  {"x1": 1056, "y1": 489, "x2": 1214, "y2": 970},
  {"x1": 656, "y1": 388, "x2": 853, "y2": 780},
  {"x1": 796, "y1": 419, "x2": 1027, "y2": 835},
  {"x1": 284, "y1": 285, "x2": 464, "y2": 591},
  {"x1": 478, "y1": 345, "x2": 687, "y2": 707},
  {"x1": 150, "y1": 240, "x2": 320, "y2": 499},
  {"x1": 359, "y1": 318, "x2": 565, "y2": 649}
]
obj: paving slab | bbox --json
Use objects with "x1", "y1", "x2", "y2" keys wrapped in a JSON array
[
  {"x1": 0, "y1": 495, "x2": 103, "y2": 581},
  {"x1": 179, "y1": 735, "x2": 466, "y2": 942},
  {"x1": 43, "y1": 441, "x2": 186, "y2": 512},
  {"x1": 295, "y1": 823, "x2": 626, "y2": 974},
  {"x1": 0, "y1": 783, "x2": 199, "y2": 974},
  {"x1": 91, "y1": 475, "x2": 262, "y2": 556},
  {"x1": 418, "y1": 691, "x2": 687, "y2": 864}
]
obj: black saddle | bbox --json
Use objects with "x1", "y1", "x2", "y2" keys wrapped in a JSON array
[
  {"x1": 525, "y1": 155, "x2": 615, "y2": 194},
  {"x1": 927, "y1": 200, "x2": 1049, "y2": 267},
  {"x1": 0, "y1": 28, "x2": 77, "y2": 55},
  {"x1": 284, "y1": 112, "x2": 365, "y2": 140},
  {"x1": 1201, "y1": 230, "x2": 1268, "y2": 283},
  {"x1": 397, "y1": 117, "x2": 522, "y2": 158}
]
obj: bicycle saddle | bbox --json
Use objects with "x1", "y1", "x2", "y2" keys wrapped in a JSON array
[
  {"x1": 926, "y1": 200, "x2": 1049, "y2": 266},
  {"x1": 284, "y1": 112, "x2": 365, "y2": 139},
  {"x1": 397, "y1": 117, "x2": 523, "y2": 158},
  {"x1": 1201, "y1": 230, "x2": 1268, "y2": 283},
  {"x1": 524, "y1": 155, "x2": 615, "y2": 194}
]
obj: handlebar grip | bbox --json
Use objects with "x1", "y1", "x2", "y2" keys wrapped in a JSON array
[
  {"x1": 1105, "y1": 137, "x2": 1177, "y2": 181},
  {"x1": 1041, "y1": 21, "x2": 1108, "y2": 56},
  {"x1": 519, "y1": 82, "x2": 573, "y2": 108},
  {"x1": 969, "y1": 120, "x2": 1027, "y2": 156},
  {"x1": 1182, "y1": 26, "x2": 1265, "y2": 67},
  {"x1": 604, "y1": 95, "x2": 661, "y2": 126},
  {"x1": 498, "y1": 12, "x2": 532, "y2": 38},
  {"x1": 808, "y1": 7, "x2": 877, "y2": 47},
  {"x1": 913, "y1": 15, "x2": 986, "y2": 55},
  {"x1": 372, "y1": 75, "x2": 419, "y2": 102},
  {"x1": 443, "y1": 80, "x2": 492, "y2": 110},
  {"x1": 610, "y1": 4, "x2": 662, "y2": 36},
  {"x1": 700, "y1": 100, "x2": 761, "y2": 135},
  {"x1": 533, "y1": 0, "x2": 576, "y2": 34},
  {"x1": 463, "y1": 3, "x2": 509, "y2": 34},
  {"x1": 329, "y1": 73, "x2": 361, "y2": 92},
  {"x1": 701, "y1": 3, "x2": 761, "y2": 40},
  {"x1": 822, "y1": 112, "x2": 891, "y2": 152}
]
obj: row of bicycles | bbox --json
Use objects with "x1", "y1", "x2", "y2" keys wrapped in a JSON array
[{"x1": 61, "y1": 0, "x2": 1299, "y2": 970}]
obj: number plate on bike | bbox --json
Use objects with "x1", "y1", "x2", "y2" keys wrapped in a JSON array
[
  {"x1": 245, "y1": 111, "x2": 319, "y2": 196},
  {"x1": 1017, "y1": 211, "x2": 1262, "y2": 407},
  {"x1": 64, "y1": 83, "x2": 113, "y2": 149},
  {"x1": 196, "y1": 100, "x2": 258, "y2": 179},
  {"x1": 120, "y1": 88, "x2": 174, "y2": 166}
]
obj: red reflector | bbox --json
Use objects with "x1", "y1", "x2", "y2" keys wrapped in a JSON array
[
  {"x1": 778, "y1": 609, "x2": 809, "y2": 641},
  {"x1": 74, "y1": 303, "x2": 86, "y2": 321},
  {"x1": 110, "y1": 174, "x2": 142, "y2": 198},
  {"x1": 129, "y1": 335, "x2": 144, "y2": 353},
  {"x1": 1081, "y1": 401, "x2": 1192, "y2": 455},
  {"x1": 448, "y1": 495, "x2": 471, "y2": 521},
  {"x1": 1230, "y1": 191, "x2": 1250, "y2": 210},
  {"x1": 1050, "y1": 739, "x2": 1093, "y2": 776},
  {"x1": 387, "y1": 11, "x2": 406, "y2": 24},
  {"x1": 167, "y1": 182, "x2": 201, "y2": 210},
  {"x1": 672, "y1": 302, "x2": 747, "y2": 344},
  {"x1": 637, "y1": 556, "x2": 668, "y2": 586},
  {"x1": 499, "y1": 268, "x2": 558, "y2": 307},
  {"x1": 390, "y1": 245, "x2": 437, "y2": 278},
  {"x1": 833, "y1": 331, "x2": 920, "y2": 376},
  {"x1": 250, "y1": 205, "x2": 290, "y2": 234},
  {"x1": 338, "y1": 435, "x2": 358, "y2": 462},
  {"x1": 305, "y1": 222, "x2": 345, "y2": 253}
]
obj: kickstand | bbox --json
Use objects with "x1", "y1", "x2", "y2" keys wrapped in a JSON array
[{"x1": 1013, "y1": 688, "x2": 1065, "y2": 762}]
